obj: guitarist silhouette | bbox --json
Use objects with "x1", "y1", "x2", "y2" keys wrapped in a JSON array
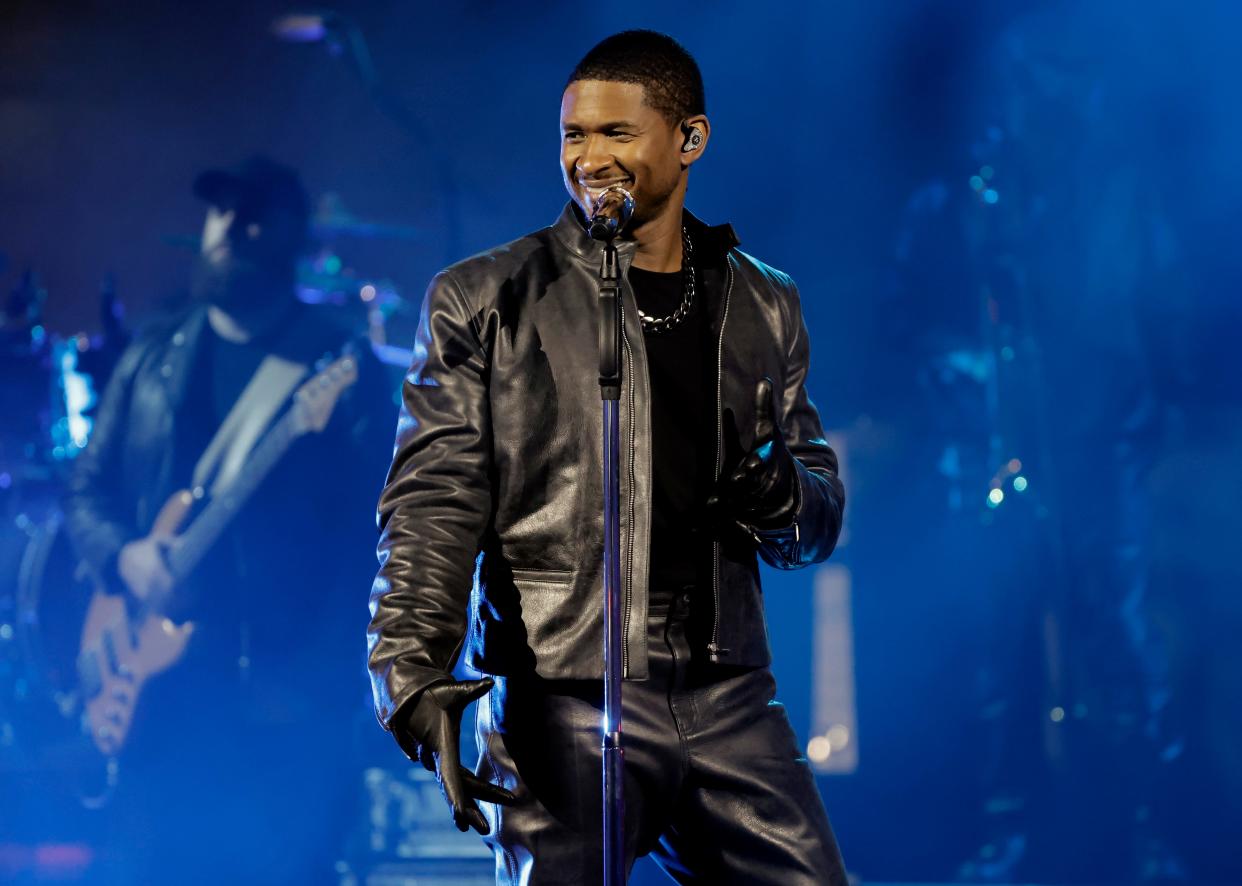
[{"x1": 61, "y1": 157, "x2": 393, "y2": 882}]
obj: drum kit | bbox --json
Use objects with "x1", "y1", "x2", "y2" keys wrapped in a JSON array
[{"x1": 0, "y1": 196, "x2": 418, "y2": 797}]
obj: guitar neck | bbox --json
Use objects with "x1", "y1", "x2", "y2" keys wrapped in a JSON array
[{"x1": 167, "y1": 411, "x2": 299, "y2": 582}]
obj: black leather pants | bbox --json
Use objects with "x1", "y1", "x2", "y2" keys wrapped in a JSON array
[{"x1": 474, "y1": 590, "x2": 848, "y2": 884}]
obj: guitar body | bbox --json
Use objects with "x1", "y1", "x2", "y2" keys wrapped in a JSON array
[
  {"x1": 72, "y1": 352, "x2": 358, "y2": 765},
  {"x1": 79, "y1": 490, "x2": 195, "y2": 756}
]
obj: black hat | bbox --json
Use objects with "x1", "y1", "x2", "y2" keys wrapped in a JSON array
[{"x1": 192, "y1": 155, "x2": 310, "y2": 223}]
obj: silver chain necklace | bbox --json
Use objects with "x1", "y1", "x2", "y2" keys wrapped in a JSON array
[{"x1": 636, "y1": 227, "x2": 695, "y2": 334}]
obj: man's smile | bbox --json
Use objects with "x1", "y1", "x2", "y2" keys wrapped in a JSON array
[{"x1": 579, "y1": 177, "x2": 633, "y2": 203}]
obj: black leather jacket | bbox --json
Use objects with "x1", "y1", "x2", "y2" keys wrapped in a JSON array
[
  {"x1": 367, "y1": 204, "x2": 845, "y2": 728},
  {"x1": 64, "y1": 303, "x2": 391, "y2": 600}
]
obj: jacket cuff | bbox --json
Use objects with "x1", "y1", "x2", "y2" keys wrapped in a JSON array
[{"x1": 371, "y1": 663, "x2": 456, "y2": 732}]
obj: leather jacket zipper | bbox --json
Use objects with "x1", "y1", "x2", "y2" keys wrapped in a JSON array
[
  {"x1": 619, "y1": 282, "x2": 636, "y2": 678},
  {"x1": 708, "y1": 258, "x2": 735, "y2": 662}
]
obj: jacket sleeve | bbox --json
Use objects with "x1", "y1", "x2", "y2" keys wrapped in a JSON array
[
  {"x1": 62, "y1": 339, "x2": 146, "y2": 587},
  {"x1": 366, "y1": 271, "x2": 493, "y2": 730},
  {"x1": 747, "y1": 278, "x2": 845, "y2": 569}
]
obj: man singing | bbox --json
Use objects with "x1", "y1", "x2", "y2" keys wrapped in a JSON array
[{"x1": 368, "y1": 30, "x2": 847, "y2": 884}]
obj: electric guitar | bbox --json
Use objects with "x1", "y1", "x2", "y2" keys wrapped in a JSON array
[{"x1": 76, "y1": 352, "x2": 359, "y2": 758}]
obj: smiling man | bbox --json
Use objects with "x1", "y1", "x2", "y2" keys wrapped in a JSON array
[{"x1": 368, "y1": 30, "x2": 848, "y2": 884}]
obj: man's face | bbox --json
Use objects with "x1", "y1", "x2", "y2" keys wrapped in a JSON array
[
  {"x1": 192, "y1": 202, "x2": 300, "y2": 308},
  {"x1": 560, "y1": 80, "x2": 685, "y2": 229}
]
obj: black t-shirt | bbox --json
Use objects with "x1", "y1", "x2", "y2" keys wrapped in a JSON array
[
  {"x1": 627, "y1": 258, "x2": 717, "y2": 612},
  {"x1": 209, "y1": 332, "x2": 271, "y2": 424}
]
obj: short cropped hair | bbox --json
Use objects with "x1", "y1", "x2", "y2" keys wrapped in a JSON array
[{"x1": 567, "y1": 30, "x2": 706, "y2": 124}]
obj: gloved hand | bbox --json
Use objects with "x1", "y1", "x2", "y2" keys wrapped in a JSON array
[
  {"x1": 394, "y1": 678, "x2": 517, "y2": 834},
  {"x1": 706, "y1": 377, "x2": 799, "y2": 530}
]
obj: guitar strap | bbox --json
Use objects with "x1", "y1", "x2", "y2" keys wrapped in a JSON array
[{"x1": 192, "y1": 354, "x2": 308, "y2": 497}]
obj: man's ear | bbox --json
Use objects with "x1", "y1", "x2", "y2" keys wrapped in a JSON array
[{"x1": 679, "y1": 115, "x2": 710, "y2": 167}]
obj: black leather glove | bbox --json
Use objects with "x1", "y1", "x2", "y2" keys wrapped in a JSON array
[
  {"x1": 394, "y1": 677, "x2": 517, "y2": 834},
  {"x1": 706, "y1": 377, "x2": 799, "y2": 530}
]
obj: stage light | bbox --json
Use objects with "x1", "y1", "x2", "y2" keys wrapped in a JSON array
[
  {"x1": 826, "y1": 725, "x2": 850, "y2": 751},
  {"x1": 271, "y1": 14, "x2": 330, "y2": 42},
  {"x1": 58, "y1": 343, "x2": 95, "y2": 449},
  {"x1": 1013, "y1": 476, "x2": 1028, "y2": 492},
  {"x1": 988, "y1": 488, "x2": 1004, "y2": 507},
  {"x1": 807, "y1": 736, "x2": 832, "y2": 763},
  {"x1": 1050, "y1": 706, "x2": 1065, "y2": 723}
]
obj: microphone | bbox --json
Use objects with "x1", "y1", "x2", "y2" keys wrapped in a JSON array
[{"x1": 588, "y1": 186, "x2": 635, "y2": 241}]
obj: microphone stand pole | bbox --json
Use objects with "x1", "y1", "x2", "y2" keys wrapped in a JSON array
[{"x1": 597, "y1": 236, "x2": 625, "y2": 886}]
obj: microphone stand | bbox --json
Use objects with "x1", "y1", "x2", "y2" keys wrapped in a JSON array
[{"x1": 596, "y1": 233, "x2": 626, "y2": 886}]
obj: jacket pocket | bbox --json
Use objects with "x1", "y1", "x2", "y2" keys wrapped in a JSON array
[
  {"x1": 510, "y1": 568, "x2": 573, "y2": 584},
  {"x1": 511, "y1": 570, "x2": 573, "y2": 658}
]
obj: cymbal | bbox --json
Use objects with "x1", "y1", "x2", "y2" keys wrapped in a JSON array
[
  {"x1": 310, "y1": 218, "x2": 421, "y2": 241},
  {"x1": 311, "y1": 192, "x2": 420, "y2": 242},
  {"x1": 161, "y1": 191, "x2": 422, "y2": 248}
]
